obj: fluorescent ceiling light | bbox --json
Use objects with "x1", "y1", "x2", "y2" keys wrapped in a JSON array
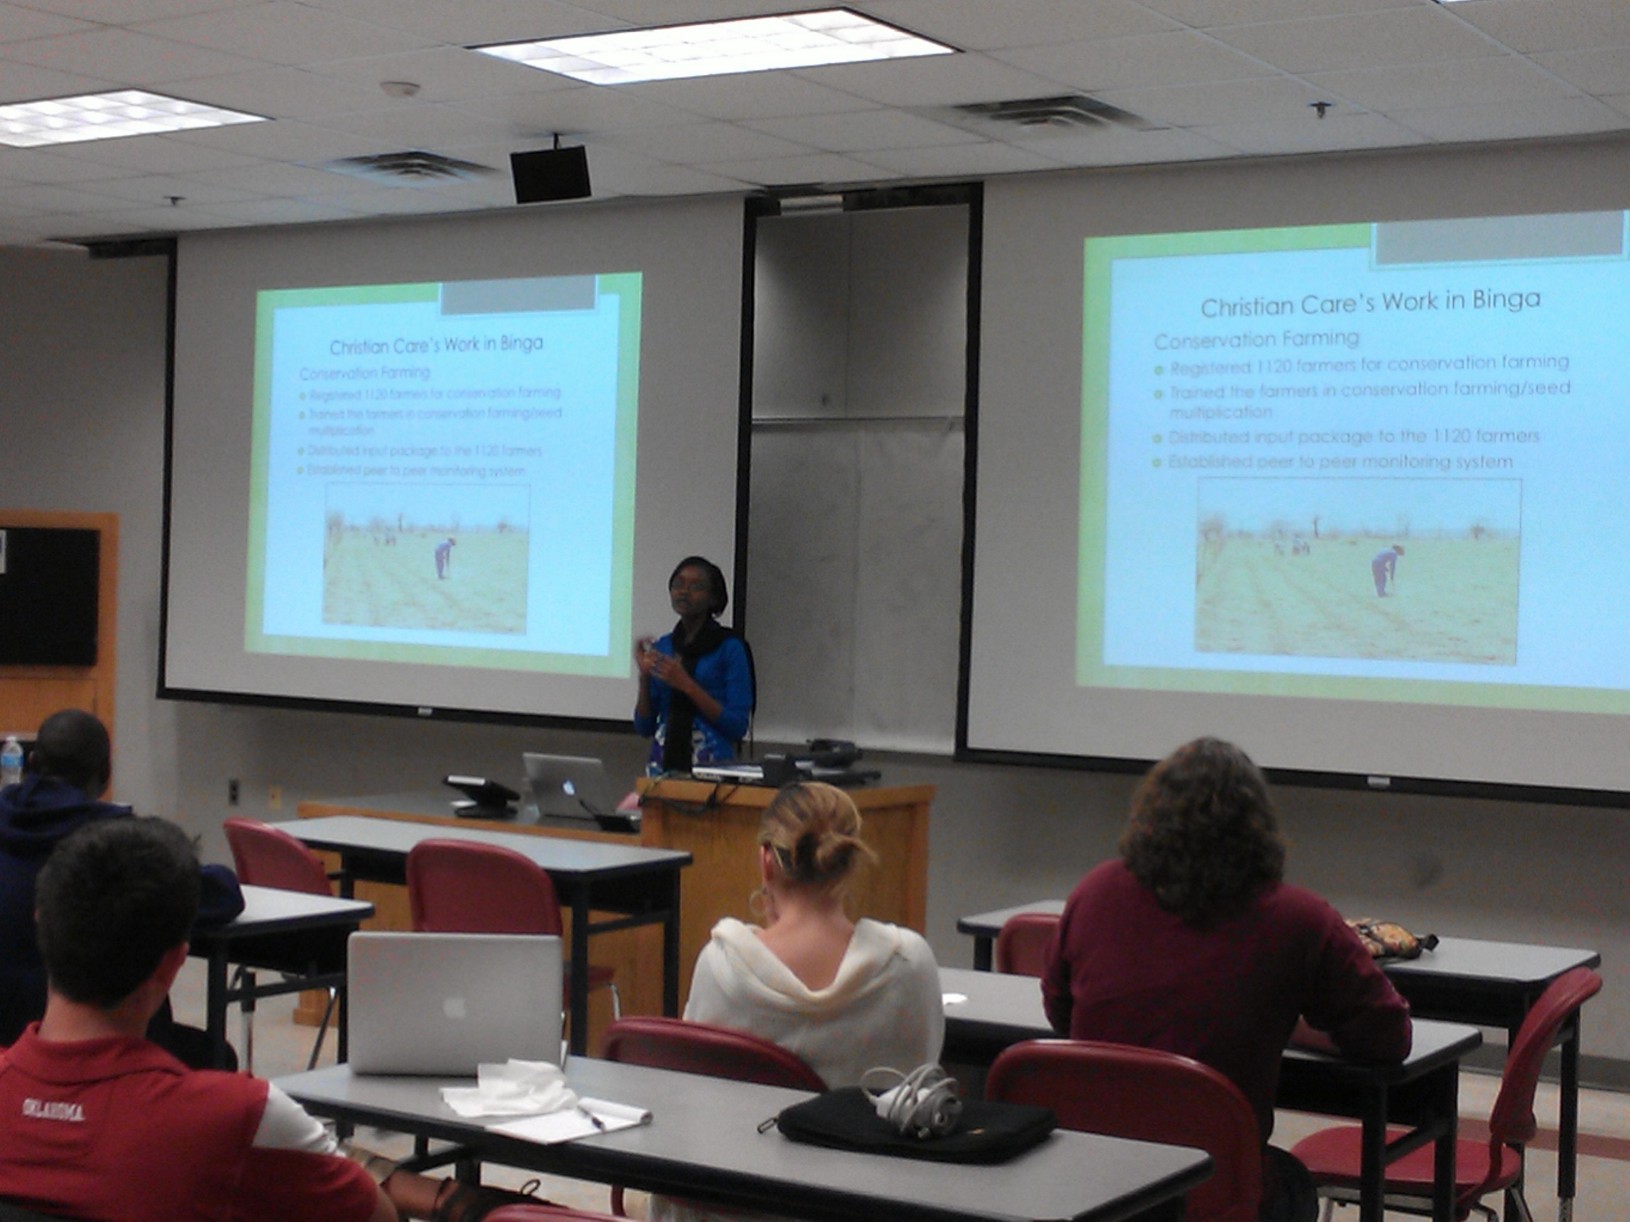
[
  {"x1": 475, "y1": 9, "x2": 956, "y2": 85},
  {"x1": 0, "y1": 90, "x2": 265, "y2": 148}
]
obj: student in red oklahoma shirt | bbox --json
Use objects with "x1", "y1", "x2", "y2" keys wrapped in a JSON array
[
  {"x1": 1041, "y1": 737, "x2": 1411, "y2": 1222},
  {"x1": 0, "y1": 817, "x2": 540, "y2": 1222}
]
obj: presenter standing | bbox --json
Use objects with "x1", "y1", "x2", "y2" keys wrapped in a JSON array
[{"x1": 634, "y1": 556, "x2": 754, "y2": 775}]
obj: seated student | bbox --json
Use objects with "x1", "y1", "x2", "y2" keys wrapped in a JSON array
[
  {"x1": 683, "y1": 781, "x2": 943, "y2": 1087},
  {"x1": 1040, "y1": 737, "x2": 1412, "y2": 1222},
  {"x1": 0, "y1": 708, "x2": 243, "y2": 1064},
  {"x1": 657, "y1": 782, "x2": 943, "y2": 1222},
  {"x1": 0, "y1": 816, "x2": 549, "y2": 1222}
]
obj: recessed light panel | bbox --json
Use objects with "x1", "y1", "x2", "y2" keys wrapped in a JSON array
[
  {"x1": 0, "y1": 90, "x2": 266, "y2": 148},
  {"x1": 475, "y1": 9, "x2": 956, "y2": 85}
]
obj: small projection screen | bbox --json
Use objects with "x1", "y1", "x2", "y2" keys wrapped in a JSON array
[
  {"x1": 164, "y1": 196, "x2": 745, "y2": 724},
  {"x1": 970, "y1": 166, "x2": 1630, "y2": 797}
]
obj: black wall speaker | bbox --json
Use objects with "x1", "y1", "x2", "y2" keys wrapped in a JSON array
[{"x1": 510, "y1": 146, "x2": 591, "y2": 204}]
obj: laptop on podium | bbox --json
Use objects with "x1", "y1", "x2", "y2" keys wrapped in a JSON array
[
  {"x1": 347, "y1": 932, "x2": 564, "y2": 1075},
  {"x1": 523, "y1": 752, "x2": 617, "y2": 821}
]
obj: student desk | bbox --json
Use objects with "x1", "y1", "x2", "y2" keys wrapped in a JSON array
[
  {"x1": 273, "y1": 815, "x2": 690, "y2": 1054},
  {"x1": 940, "y1": 967, "x2": 1482, "y2": 1222},
  {"x1": 277, "y1": 1057, "x2": 1211, "y2": 1222},
  {"x1": 187, "y1": 883, "x2": 374, "y2": 1070},
  {"x1": 956, "y1": 902, "x2": 1600, "y2": 1218}
]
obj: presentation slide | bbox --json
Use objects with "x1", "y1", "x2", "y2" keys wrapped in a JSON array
[
  {"x1": 165, "y1": 195, "x2": 744, "y2": 726},
  {"x1": 1082, "y1": 212, "x2": 1629, "y2": 714},
  {"x1": 971, "y1": 168, "x2": 1630, "y2": 795},
  {"x1": 247, "y1": 273, "x2": 640, "y2": 676}
]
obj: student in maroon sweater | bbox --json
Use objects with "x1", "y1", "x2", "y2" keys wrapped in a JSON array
[{"x1": 1041, "y1": 737, "x2": 1411, "y2": 1222}]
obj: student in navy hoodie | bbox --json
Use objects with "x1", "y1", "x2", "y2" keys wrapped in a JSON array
[{"x1": 0, "y1": 709, "x2": 243, "y2": 1064}]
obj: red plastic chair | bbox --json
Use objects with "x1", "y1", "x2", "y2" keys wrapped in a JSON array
[
  {"x1": 994, "y1": 911, "x2": 1060, "y2": 977},
  {"x1": 221, "y1": 816, "x2": 339, "y2": 1071},
  {"x1": 224, "y1": 815, "x2": 333, "y2": 894},
  {"x1": 601, "y1": 1015, "x2": 827, "y2": 1090},
  {"x1": 600, "y1": 1016, "x2": 826, "y2": 1214},
  {"x1": 987, "y1": 1038, "x2": 1261, "y2": 1222},
  {"x1": 1292, "y1": 966, "x2": 1603, "y2": 1222},
  {"x1": 406, "y1": 839, "x2": 618, "y2": 1023}
]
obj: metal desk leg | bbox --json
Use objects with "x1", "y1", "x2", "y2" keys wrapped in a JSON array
[
  {"x1": 1432, "y1": 1064, "x2": 1460, "y2": 1222},
  {"x1": 1359, "y1": 1085, "x2": 1385, "y2": 1222},
  {"x1": 972, "y1": 937, "x2": 993, "y2": 972},
  {"x1": 1556, "y1": 1010, "x2": 1582, "y2": 1222},
  {"x1": 662, "y1": 870, "x2": 681, "y2": 1018},
  {"x1": 568, "y1": 888, "x2": 591, "y2": 1056},
  {"x1": 206, "y1": 945, "x2": 231, "y2": 1070}
]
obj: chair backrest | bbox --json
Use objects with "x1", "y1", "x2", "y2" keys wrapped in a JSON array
[
  {"x1": 994, "y1": 912, "x2": 1060, "y2": 977},
  {"x1": 987, "y1": 1039, "x2": 1260, "y2": 1222},
  {"x1": 600, "y1": 1016, "x2": 827, "y2": 1091},
  {"x1": 223, "y1": 817, "x2": 332, "y2": 895},
  {"x1": 1489, "y1": 967, "x2": 1603, "y2": 1145},
  {"x1": 406, "y1": 839, "x2": 562, "y2": 935}
]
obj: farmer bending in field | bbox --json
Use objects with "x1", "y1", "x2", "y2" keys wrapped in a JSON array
[
  {"x1": 1371, "y1": 544, "x2": 1403, "y2": 597},
  {"x1": 435, "y1": 536, "x2": 455, "y2": 580}
]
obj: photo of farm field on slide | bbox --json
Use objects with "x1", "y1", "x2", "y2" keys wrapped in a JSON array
[
  {"x1": 1194, "y1": 477, "x2": 1520, "y2": 665},
  {"x1": 321, "y1": 483, "x2": 530, "y2": 634}
]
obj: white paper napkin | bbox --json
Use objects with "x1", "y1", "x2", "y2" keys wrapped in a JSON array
[{"x1": 440, "y1": 1059, "x2": 578, "y2": 1118}]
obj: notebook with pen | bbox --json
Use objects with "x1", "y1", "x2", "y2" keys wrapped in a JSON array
[{"x1": 347, "y1": 932, "x2": 564, "y2": 1075}]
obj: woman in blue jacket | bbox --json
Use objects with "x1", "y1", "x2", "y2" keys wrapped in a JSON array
[{"x1": 634, "y1": 556, "x2": 754, "y2": 775}]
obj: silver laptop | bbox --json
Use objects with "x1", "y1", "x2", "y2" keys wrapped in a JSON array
[
  {"x1": 347, "y1": 932, "x2": 564, "y2": 1075},
  {"x1": 524, "y1": 752, "x2": 615, "y2": 821}
]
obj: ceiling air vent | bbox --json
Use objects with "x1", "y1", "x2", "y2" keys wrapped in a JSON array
[
  {"x1": 323, "y1": 150, "x2": 498, "y2": 185},
  {"x1": 946, "y1": 94, "x2": 1163, "y2": 135}
]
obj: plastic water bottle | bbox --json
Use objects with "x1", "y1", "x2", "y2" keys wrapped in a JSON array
[{"x1": 0, "y1": 736, "x2": 23, "y2": 788}]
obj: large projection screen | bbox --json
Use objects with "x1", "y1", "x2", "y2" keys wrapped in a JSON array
[
  {"x1": 165, "y1": 196, "x2": 745, "y2": 724},
  {"x1": 970, "y1": 161, "x2": 1630, "y2": 797}
]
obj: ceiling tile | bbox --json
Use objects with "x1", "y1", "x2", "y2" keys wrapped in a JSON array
[
  {"x1": 618, "y1": 73, "x2": 873, "y2": 122},
  {"x1": 1195, "y1": 110, "x2": 1428, "y2": 156},
  {"x1": 858, "y1": 140, "x2": 1058, "y2": 179},
  {"x1": 994, "y1": 31, "x2": 1279, "y2": 93},
  {"x1": 791, "y1": 52, "x2": 1067, "y2": 109},
  {"x1": 1389, "y1": 94, "x2": 1629, "y2": 143},
  {"x1": 1213, "y1": 9, "x2": 1501, "y2": 74},
  {"x1": 139, "y1": 1, "x2": 436, "y2": 66},
  {"x1": 697, "y1": 149, "x2": 894, "y2": 188},
  {"x1": 0, "y1": 2, "x2": 94, "y2": 43},
  {"x1": 1098, "y1": 76, "x2": 1347, "y2": 129},
  {"x1": 747, "y1": 109, "x2": 975, "y2": 153},
  {"x1": 1135, "y1": 0, "x2": 1418, "y2": 27},
  {"x1": 1534, "y1": 47, "x2": 1630, "y2": 97},
  {"x1": 0, "y1": 26, "x2": 265, "y2": 84},
  {"x1": 1305, "y1": 55, "x2": 1581, "y2": 112},
  {"x1": 865, "y1": 0, "x2": 1178, "y2": 50},
  {"x1": 0, "y1": 56, "x2": 127, "y2": 103},
  {"x1": 1455, "y1": 0, "x2": 1630, "y2": 56},
  {"x1": 596, "y1": 120, "x2": 812, "y2": 164}
]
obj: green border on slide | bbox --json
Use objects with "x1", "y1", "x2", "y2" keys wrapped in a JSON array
[
  {"x1": 1073, "y1": 222, "x2": 1630, "y2": 714},
  {"x1": 245, "y1": 274, "x2": 641, "y2": 676}
]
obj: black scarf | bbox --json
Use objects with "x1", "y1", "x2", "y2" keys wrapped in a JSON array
[{"x1": 662, "y1": 617, "x2": 732, "y2": 773}]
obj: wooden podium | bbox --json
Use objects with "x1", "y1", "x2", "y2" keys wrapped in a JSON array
[{"x1": 636, "y1": 778, "x2": 933, "y2": 1006}]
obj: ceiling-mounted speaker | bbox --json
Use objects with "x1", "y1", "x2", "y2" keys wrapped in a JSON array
[{"x1": 509, "y1": 145, "x2": 591, "y2": 204}]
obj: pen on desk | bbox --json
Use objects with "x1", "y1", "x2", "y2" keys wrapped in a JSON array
[{"x1": 577, "y1": 1103, "x2": 607, "y2": 1132}]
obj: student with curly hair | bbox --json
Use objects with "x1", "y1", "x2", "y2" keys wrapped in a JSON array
[{"x1": 1041, "y1": 737, "x2": 1411, "y2": 1222}]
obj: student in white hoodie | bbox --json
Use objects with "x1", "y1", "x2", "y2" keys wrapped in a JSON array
[{"x1": 682, "y1": 780, "x2": 943, "y2": 1086}]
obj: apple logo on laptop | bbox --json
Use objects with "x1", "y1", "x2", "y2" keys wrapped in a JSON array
[
  {"x1": 444, "y1": 995, "x2": 468, "y2": 1021},
  {"x1": 564, "y1": 780, "x2": 577, "y2": 796}
]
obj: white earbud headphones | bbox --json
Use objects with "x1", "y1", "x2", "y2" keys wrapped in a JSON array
[{"x1": 862, "y1": 1063, "x2": 963, "y2": 1139}]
